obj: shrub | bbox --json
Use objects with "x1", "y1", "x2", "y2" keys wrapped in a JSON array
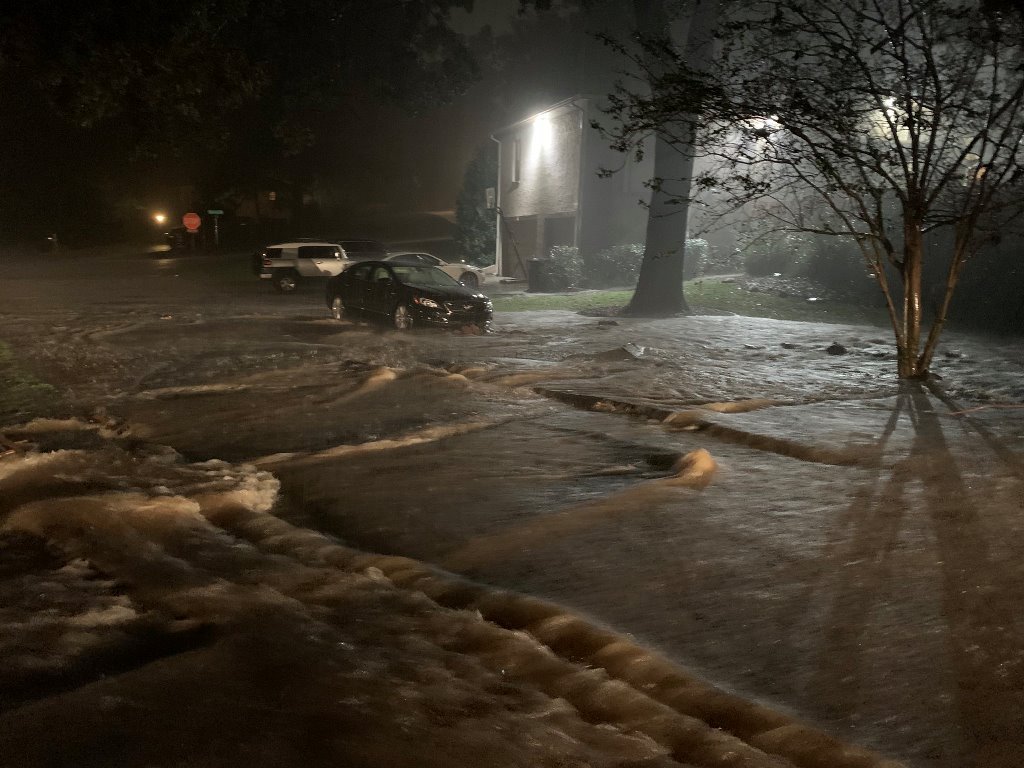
[
  {"x1": 682, "y1": 238, "x2": 710, "y2": 280},
  {"x1": 546, "y1": 245, "x2": 584, "y2": 290},
  {"x1": 801, "y1": 235, "x2": 879, "y2": 302},
  {"x1": 586, "y1": 244, "x2": 644, "y2": 288},
  {"x1": 701, "y1": 244, "x2": 745, "y2": 275},
  {"x1": 743, "y1": 249, "x2": 791, "y2": 277},
  {"x1": 740, "y1": 231, "x2": 811, "y2": 277},
  {"x1": 577, "y1": 240, "x2": 736, "y2": 287}
]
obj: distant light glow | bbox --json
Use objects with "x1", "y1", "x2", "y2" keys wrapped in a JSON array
[
  {"x1": 748, "y1": 115, "x2": 781, "y2": 139},
  {"x1": 153, "y1": 212, "x2": 167, "y2": 225}
]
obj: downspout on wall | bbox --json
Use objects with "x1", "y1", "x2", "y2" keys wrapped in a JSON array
[
  {"x1": 569, "y1": 98, "x2": 586, "y2": 254},
  {"x1": 490, "y1": 133, "x2": 502, "y2": 276}
]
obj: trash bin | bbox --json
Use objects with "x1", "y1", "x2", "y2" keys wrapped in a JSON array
[{"x1": 528, "y1": 258, "x2": 551, "y2": 293}]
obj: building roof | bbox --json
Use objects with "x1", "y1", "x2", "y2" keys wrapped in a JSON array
[{"x1": 491, "y1": 95, "x2": 598, "y2": 138}]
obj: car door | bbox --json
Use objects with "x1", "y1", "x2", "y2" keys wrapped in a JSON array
[
  {"x1": 341, "y1": 263, "x2": 372, "y2": 310},
  {"x1": 321, "y1": 245, "x2": 346, "y2": 275},
  {"x1": 297, "y1": 245, "x2": 343, "y2": 276},
  {"x1": 365, "y1": 265, "x2": 398, "y2": 315}
]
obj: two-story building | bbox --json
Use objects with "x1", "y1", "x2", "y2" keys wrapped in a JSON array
[{"x1": 491, "y1": 96, "x2": 654, "y2": 279}]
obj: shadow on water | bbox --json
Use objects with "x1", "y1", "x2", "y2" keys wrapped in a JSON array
[{"x1": 813, "y1": 383, "x2": 1024, "y2": 768}]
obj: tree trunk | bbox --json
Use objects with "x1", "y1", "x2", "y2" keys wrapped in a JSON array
[
  {"x1": 898, "y1": 218, "x2": 925, "y2": 378},
  {"x1": 624, "y1": 0, "x2": 719, "y2": 317},
  {"x1": 625, "y1": 133, "x2": 693, "y2": 315}
]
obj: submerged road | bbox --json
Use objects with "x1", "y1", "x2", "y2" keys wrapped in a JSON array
[{"x1": 1, "y1": 245, "x2": 1023, "y2": 767}]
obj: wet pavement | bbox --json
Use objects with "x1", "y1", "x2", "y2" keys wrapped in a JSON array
[{"x1": 1, "y1": 246, "x2": 1022, "y2": 767}]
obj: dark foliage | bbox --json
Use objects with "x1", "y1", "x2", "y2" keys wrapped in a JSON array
[
  {"x1": 454, "y1": 143, "x2": 497, "y2": 265},
  {"x1": 0, "y1": 0, "x2": 478, "y2": 239}
]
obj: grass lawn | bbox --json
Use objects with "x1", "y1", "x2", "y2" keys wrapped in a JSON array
[{"x1": 490, "y1": 277, "x2": 888, "y2": 326}]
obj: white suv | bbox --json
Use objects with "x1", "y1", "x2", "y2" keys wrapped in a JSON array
[{"x1": 258, "y1": 241, "x2": 350, "y2": 293}]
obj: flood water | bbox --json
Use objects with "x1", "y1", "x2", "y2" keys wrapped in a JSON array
[{"x1": 1, "y1": 246, "x2": 1023, "y2": 767}]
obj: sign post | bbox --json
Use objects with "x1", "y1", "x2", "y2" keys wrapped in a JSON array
[
  {"x1": 182, "y1": 212, "x2": 201, "y2": 250},
  {"x1": 207, "y1": 209, "x2": 224, "y2": 247}
]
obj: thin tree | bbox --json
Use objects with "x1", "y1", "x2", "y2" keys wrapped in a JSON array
[{"x1": 605, "y1": 0, "x2": 1024, "y2": 376}]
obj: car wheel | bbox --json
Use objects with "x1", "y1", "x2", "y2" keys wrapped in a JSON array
[
  {"x1": 459, "y1": 272, "x2": 479, "y2": 288},
  {"x1": 274, "y1": 270, "x2": 299, "y2": 293},
  {"x1": 329, "y1": 296, "x2": 345, "y2": 320},
  {"x1": 393, "y1": 304, "x2": 413, "y2": 330}
]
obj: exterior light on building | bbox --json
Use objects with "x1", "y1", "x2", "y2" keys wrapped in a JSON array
[{"x1": 529, "y1": 112, "x2": 554, "y2": 165}]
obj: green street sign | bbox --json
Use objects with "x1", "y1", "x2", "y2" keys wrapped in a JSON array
[{"x1": 207, "y1": 209, "x2": 224, "y2": 215}]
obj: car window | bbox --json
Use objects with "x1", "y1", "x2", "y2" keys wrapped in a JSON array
[
  {"x1": 391, "y1": 265, "x2": 461, "y2": 287},
  {"x1": 371, "y1": 266, "x2": 392, "y2": 283},
  {"x1": 348, "y1": 264, "x2": 372, "y2": 281},
  {"x1": 298, "y1": 245, "x2": 339, "y2": 259},
  {"x1": 394, "y1": 253, "x2": 434, "y2": 265},
  {"x1": 422, "y1": 254, "x2": 442, "y2": 265}
]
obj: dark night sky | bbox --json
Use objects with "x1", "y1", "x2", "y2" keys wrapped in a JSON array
[
  {"x1": 0, "y1": 0, "x2": 630, "y2": 242},
  {"x1": 267, "y1": 0, "x2": 627, "y2": 216}
]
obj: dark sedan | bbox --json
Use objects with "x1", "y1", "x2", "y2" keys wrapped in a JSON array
[{"x1": 325, "y1": 261, "x2": 492, "y2": 330}]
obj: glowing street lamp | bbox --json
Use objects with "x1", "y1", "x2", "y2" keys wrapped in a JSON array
[{"x1": 153, "y1": 212, "x2": 167, "y2": 225}]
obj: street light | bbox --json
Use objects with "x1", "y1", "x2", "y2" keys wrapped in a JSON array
[{"x1": 153, "y1": 212, "x2": 167, "y2": 225}]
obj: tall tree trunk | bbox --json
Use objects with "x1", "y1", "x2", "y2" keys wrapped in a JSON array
[
  {"x1": 625, "y1": 134, "x2": 692, "y2": 315},
  {"x1": 898, "y1": 217, "x2": 925, "y2": 378},
  {"x1": 624, "y1": 0, "x2": 719, "y2": 317}
]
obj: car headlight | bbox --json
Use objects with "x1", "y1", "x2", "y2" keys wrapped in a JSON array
[{"x1": 413, "y1": 296, "x2": 439, "y2": 308}]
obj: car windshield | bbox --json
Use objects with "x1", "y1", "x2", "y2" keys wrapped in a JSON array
[{"x1": 390, "y1": 265, "x2": 462, "y2": 288}]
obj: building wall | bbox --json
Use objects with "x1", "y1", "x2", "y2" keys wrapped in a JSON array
[
  {"x1": 494, "y1": 97, "x2": 660, "y2": 278},
  {"x1": 496, "y1": 102, "x2": 584, "y2": 278},
  {"x1": 578, "y1": 101, "x2": 652, "y2": 258},
  {"x1": 499, "y1": 105, "x2": 582, "y2": 219}
]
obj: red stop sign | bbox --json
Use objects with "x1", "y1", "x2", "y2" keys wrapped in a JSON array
[{"x1": 182, "y1": 212, "x2": 201, "y2": 232}]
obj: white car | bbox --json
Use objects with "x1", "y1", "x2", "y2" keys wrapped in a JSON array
[
  {"x1": 257, "y1": 241, "x2": 350, "y2": 293},
  {"x1": 382, "y1": 252, "x2": 486, "y2": 289}
]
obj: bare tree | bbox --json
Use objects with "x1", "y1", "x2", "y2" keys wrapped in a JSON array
[{"x1": 606, "y1": 0, "x2": 1024, "y2": 377}]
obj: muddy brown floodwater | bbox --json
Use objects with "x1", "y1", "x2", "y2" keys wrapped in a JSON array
[{"x1": 1, "y1": 247, "x2": 1023, "y2": 767}]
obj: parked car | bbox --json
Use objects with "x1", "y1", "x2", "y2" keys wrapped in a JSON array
[
  {"x1": 257, "y1": 241, "x2": 350, "y2": 292},
  {"x1": 335, "y1": 239, "x2": 389, "y2": 262},
  {"x1": 325, "y1": 260, "x2": 492, "y2": 330},
  {"x1": 382, "y1": 251, "x2": 485, "y2": 288},
  {"x1": 164, "y1": 227, "x2": 188, "y2": 248}
]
